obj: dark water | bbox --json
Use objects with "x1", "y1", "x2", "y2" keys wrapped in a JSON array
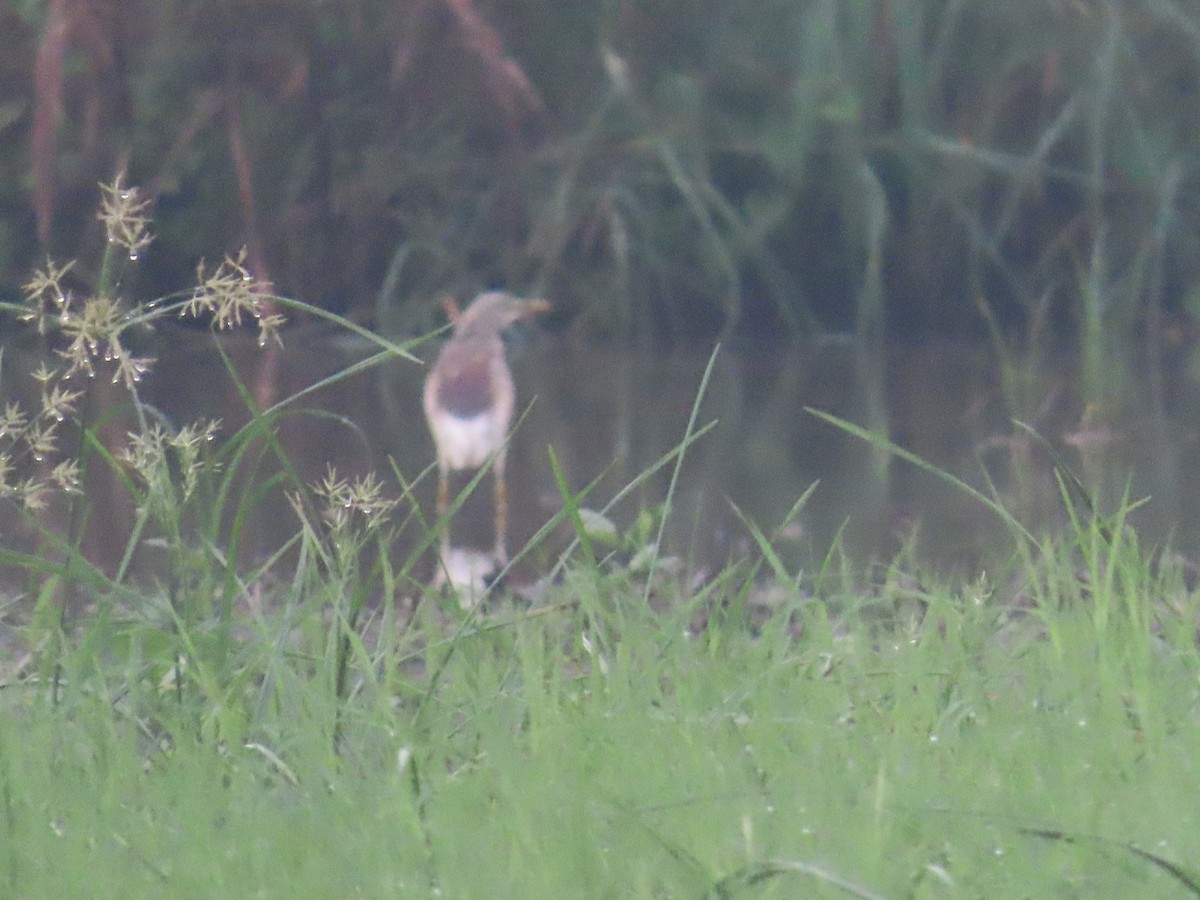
[{"x1": 5, "y1": 327, "x2": 1200, "y2": 584}]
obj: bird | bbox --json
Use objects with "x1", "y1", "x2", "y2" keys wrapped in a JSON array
[{"x1": 422, "y1": 291, "x2": 550, "y2": 569}]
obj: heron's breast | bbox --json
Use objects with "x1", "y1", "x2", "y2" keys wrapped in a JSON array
[{"x1": 429, "y1": 411, "x2": 507, "y2": 470}]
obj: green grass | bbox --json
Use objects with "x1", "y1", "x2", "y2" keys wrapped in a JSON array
[
  {"x1": 3, "y1": 517, "x2": 1199, "y2": 898},
  {"x1": 2, "y1": 180, "x2": 1199, "y2": 898}
]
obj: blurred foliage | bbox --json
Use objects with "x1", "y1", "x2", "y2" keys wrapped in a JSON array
[{"x1": 1, "y1": 0, "x2": 1200, "y2": 343}]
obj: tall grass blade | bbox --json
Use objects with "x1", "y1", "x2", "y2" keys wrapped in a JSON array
[
  {"x1": 641, "y1": 343, "x2": 720, "y2": 605},
  {"x1": 807, "y1": 407, "x2": 1037, "y2": 546}
]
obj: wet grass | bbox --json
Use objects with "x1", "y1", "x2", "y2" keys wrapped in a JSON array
[
  {"x1": 2, "y1": 500, "x2": 1200, "y2": 898},
  {"x1": 2, "y1": 181, "x2": 1199, "y2": 898}
]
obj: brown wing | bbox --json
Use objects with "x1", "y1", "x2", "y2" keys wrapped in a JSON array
[{"x1": 434, "y1": 342, "x2": 496, "y2": 418}]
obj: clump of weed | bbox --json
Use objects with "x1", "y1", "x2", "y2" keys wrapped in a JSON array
[
  {"x1": 0, "y1": 176, "x2": 447, "y2": 757},
  {"x1": 0, "y1": 176, "x2": 293, "y2": 702}
]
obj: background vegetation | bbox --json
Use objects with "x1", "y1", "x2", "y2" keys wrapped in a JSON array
[{"x1": 1, "y1": 0, "x2": 1199, "y2": 345}]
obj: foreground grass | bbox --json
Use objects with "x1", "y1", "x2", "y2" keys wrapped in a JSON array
[
  {"x1": 1, "y1": 180, "x2": 1197, "y2": 897},
  {"x1": 2, "y1": 541, "x2": 1198, "y2": 899}
]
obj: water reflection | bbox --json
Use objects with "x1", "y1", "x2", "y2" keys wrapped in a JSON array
[{"x1": 4, "y1": 327, "x2": 1198, "y2": 585}]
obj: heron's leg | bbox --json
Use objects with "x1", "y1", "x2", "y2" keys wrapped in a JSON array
[
  {"x1": 493, "y1": 451, "x2": 508, "y2": 566},
  {"x1": 437, "y1": 463, "x2": 451, "y2": 561}
]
